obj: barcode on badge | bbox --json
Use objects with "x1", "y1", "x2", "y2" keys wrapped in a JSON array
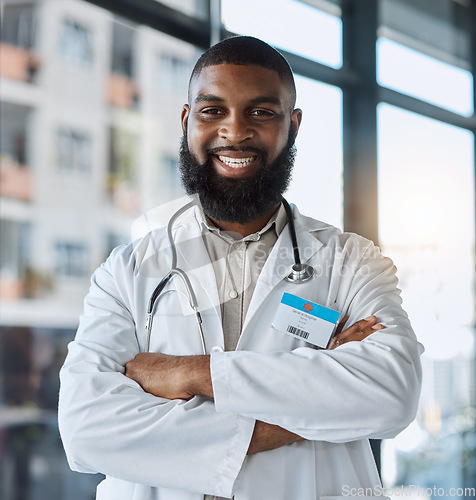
[{"x1": 286, "y1": 325, "x2": 310, "y2": 340}]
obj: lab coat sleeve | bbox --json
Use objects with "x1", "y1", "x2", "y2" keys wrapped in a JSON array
[
  {"x1": 58, "y1": 247, "x2": 255, "y2": 498},
  {"x1": 210, "y1": 238, "x2": 424, "y2": 442}
]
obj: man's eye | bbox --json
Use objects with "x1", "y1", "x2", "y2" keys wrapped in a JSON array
[
  {"x1": 251, "y1": 109, "x2": 274, "y2": 117},
  {"x1": 201, "y1": 108, "x2": 222, "y2": 115}
]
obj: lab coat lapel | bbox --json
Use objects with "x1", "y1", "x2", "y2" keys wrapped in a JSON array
[
  {"x1": 172, "y1": 208, "x2": 224, "y2": 349},
  {"x1": 241, "y1": 209, "x2": 324, "y2": 337}
]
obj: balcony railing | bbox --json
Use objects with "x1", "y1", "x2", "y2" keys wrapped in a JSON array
[
  {"x1": 0, "y1": 276, "x2": 24, "y2": 300},
  {"x1": 106, "y1": 72, "x2": 140, "y2": 109},
  {"x1": 0, "y1": 43, "x2": 40, "y2": 82},
  {"x1": 0, "y1": 156, "x2": 32, "y2": 202}
]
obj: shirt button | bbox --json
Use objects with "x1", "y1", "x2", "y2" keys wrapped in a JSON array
[
  {"x1": 228, "y1": 290, "x2": 238, "y2": 299},
  {"x1": 211, "y1": 345, "x2": 224, "y2": 353}
]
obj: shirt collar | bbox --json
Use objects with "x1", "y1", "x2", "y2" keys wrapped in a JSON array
[{"x1": 196, "y1": 202, "x2": 287, "y2": 241}]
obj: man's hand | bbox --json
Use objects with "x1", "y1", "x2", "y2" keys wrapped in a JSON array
[
  {"x1": 247, "y1": 420, "x2": 304, "y2": 455},
  {"x1": 125, "y1": 316, "x2": 384, "y2": 399},
  {"x1": 328, "y1": 315, "x2": 384, "y2": 349},
  {"x1": 125, "y1": 353, "x2": 213, "y2": 399},
  {"x1": 125, "y1": 354, "x2": 303, "y2": 456},
  {"x1": 125, "y1": 316, "x2": 383, "y2": 455},
  {"x1": 244, "y1": 315, "x2": 386, "y2": 455}
]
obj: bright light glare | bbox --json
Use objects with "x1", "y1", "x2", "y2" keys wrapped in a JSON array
[
  {"x1": 394, "y1": 421, "x2": 424, "y2": 453},
  {"x1": 286, "y1": 76, "x2": 343, "y2": 228},
  {"x1": 378, "y1": 105, "x2": 474, "y2": 248},
  {"x1": 221, "y1": 0, "x2": 342, "y2": 68},
  {"x1": 378, "y1": 104, "x2": 475, "y2": 361},
  {"x1": 377, "y1": 38, "x2": 474, "y2": 116},
  {"x1": 381, "y1": 440, "x2": 398, "y2": 487}
]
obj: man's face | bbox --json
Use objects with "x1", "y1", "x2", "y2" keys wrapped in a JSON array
[
  {"x1": 182, "y1": 63, "x2": 301, "y2": 178},
  {"x1": 179, "y1": 64, "x2": 302, "y2": 223}
]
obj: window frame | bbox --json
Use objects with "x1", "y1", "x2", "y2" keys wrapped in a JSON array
[{"x1": 82, "y1": 0, "x2": 476, "y2": 477}]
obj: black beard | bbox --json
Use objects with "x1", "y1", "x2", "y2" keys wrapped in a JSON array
[{"x1": 179, "y1": 127, "x2": 296, "y2": 224}]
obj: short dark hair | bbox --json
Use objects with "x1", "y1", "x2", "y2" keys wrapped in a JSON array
[{"x1": 189, "y1": 36, "x2": 296, "y2": 109}]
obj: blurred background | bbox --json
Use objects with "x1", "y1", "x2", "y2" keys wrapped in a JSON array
[{"x1": 0, "y1": 0, "x2": 474, "y2": 498}]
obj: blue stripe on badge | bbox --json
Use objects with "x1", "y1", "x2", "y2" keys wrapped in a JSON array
[{"x1": 281, "y1": 293, "x2": 340, "y2": 324}]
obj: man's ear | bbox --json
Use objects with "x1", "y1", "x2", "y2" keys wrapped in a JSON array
[
  {"x1": 291, "y1": 108, "x2": 303, "y2": 139},
  {"x1": 181, "y1": 104, "x2": 190, "y2": 132}
]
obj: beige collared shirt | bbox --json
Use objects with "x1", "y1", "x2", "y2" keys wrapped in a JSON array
[
  {"x1": 196, "y1": 204, "x2": 287, "y2": 352},
  {"x1": 196, "y1": 204, "x2": 287, "y2": 500}
]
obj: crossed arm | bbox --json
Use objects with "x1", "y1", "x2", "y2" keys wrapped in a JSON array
[
  {"x1": 125, "y1": 315, "x2": 384, "y2": 455},
  {"x1": 59, "y1": 234, "x2": 423, "y2": 497}
]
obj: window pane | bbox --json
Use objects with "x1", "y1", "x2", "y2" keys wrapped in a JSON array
[
  {"x1": 56, "y1": 128, "x2": 91, "y2": 173},
  {"x1": 1, "y1": 3, "x2": 36, "y2": 49},
  {"x1": 111, "y1": 19, "x2": 135, "y2": 77},
  {"x1": 0, "y1": 220, "x2": 30, "y2": 280},
  {"x1": 379, "y1": 0, "x2": 472, "y2": 74},
  {"x1": 0, "y1": 1, "x2": 200, "y2": 498},
  {"x1": 378, "y1": 103, "x2": 475, "y2": 491},
  {"x1": 377, "y1": 37, "x2": 474, "y2": 116},
  {"x1": 221, "y1": 0, "x2": 342, "y2": 68},
  {"x1": 54, "y1": 241, "x2": 89, "y2": 278},
  {"x1": 287, "y1": 76, "x2": 343, "y2": 228},
  {"x1": 59, "y1": 19, "x2": 93, "y2": 65},
  {"x1": 153, "y1": 0, "x2": 208, "y2": 20}
]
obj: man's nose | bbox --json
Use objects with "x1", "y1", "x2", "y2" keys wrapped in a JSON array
[{"x1": 218, "y1": 113, "x2": 254, "y2": 143}]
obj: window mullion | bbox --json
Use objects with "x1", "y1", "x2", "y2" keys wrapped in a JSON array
[{"x1": 342, "y1": 0, "x2": 379, "y2": 244}]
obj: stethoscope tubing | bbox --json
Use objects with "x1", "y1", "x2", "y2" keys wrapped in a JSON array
[
  {"x1": 144, "y1": 197, "x2": 313, "y2": 353},
  {"x1": 145, "y1": 200, "x2": 205, "y2": 352}
]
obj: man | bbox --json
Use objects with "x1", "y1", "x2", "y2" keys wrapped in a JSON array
[{"x1": 59, "y1": 36, "x2": 423, "y2": 500}]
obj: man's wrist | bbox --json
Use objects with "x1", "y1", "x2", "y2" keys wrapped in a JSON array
[
  {"x1": 185, "y1": 355, "x2": 213, "y2": 398},
  {"x1": 247, "y1": 421, "x2": 305, "y2": 455}
]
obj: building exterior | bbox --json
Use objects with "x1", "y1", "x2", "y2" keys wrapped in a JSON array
[
  {"x1": 1, "y1": 0, "x2": 475, "y2": 498},
  {"x1": 0, "y1": 0, "x2": 199, "y2": 496}
]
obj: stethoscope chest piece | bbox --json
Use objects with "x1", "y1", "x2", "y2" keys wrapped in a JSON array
[
  {"x1": 286, "y1": 263, "x2": 314, "y2": 283},
  {"x1": 281, "y1": 197, "x2": 315, "y2": 284}
]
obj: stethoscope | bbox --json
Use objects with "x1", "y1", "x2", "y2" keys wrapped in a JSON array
[{"x1": 144, "y1": 196, "x2": 314, "y2": 352}]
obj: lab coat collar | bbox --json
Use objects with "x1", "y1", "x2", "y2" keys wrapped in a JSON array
[
  {"x1": 257, "y1": 204, "x2": 329, "y2": 286},
  {"x1": 170, "y1": 205, "x2": 225, "y2": 350},
  {"x1": 172, "y1": 204, "x2": 221, "y2": 300},
  {"x1": 240, "y1": 205, "x2": 330, "y2": 337},
  {"x1": 170, "y1": 203, "x2": 333, "y2": 352}
]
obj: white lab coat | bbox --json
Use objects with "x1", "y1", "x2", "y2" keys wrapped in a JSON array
[{"x1": 59, "y1": 204, "x2": 423, "y2": 500}]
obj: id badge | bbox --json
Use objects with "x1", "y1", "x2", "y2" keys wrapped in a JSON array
[{"x1": 272, "y1": 292, "x2": 340, "y2": 349}]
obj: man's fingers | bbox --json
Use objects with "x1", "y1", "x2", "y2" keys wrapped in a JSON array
[
  {"x1": 329, "y1": 315, "x2": 385, "y2": 349},
  {"x1": 334, "y1": 315, "x2": 349, "y2": 335},
  {"x1": 342, "y1": 316, "x2": 383, "y2": 337}
]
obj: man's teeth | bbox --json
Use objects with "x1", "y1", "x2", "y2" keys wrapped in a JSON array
[{"x1": 218, "y1": 156, "x2": 255, "y2": 168}]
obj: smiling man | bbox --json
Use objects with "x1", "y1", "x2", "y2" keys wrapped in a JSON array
[
  {"x1": 180, "y1": 47, "x2": 300, "y2": 230},
  {"x1": 59, "y1": 37, "x2": 423, "y2": 500}
]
